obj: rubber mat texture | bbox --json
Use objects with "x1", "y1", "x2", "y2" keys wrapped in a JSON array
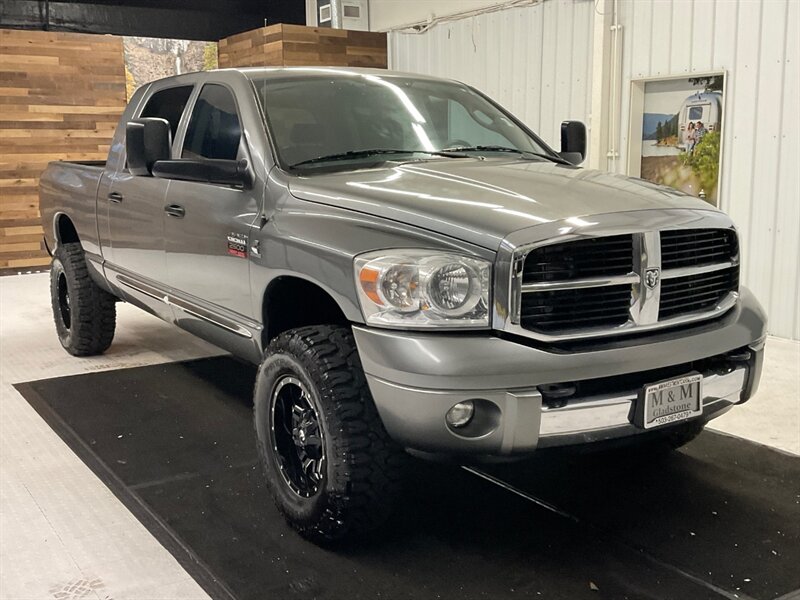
[{"x1": 15, "y1": 356, "x2": 800, "y2": 600}]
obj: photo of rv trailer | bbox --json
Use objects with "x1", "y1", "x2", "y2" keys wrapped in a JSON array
[{"x1": 639, "y1": 76, "x2": 724, "y2": 205}]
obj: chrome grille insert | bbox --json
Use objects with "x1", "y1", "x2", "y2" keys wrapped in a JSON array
[{"x1": 509, "y1": 228, "x2": 739, "y2": 341}]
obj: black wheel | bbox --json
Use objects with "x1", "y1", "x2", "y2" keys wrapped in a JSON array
[
  {"x1": 50, "y1": 242, "x2": 116, "y2": 356},
  {"x1": 254, "y1": 325, "x2": 406, "y2": 542},
  {"x1": 270, "y1": 375, "x2": 326, "y2": 499}
]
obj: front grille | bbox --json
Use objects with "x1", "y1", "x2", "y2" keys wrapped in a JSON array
[
  {"x1": 520, "y1": 235, "x2": 634, "y2": 334},
  {"x1": 659, "y1": 266, "x2": 739, "y2": 320},
  {"x1": 513, "y1": 228, "x2": 739, "y2": 339},
  {"x1": 661, "y1": 229, "x2": 738, "y2": 269},
  {"x1": 523, "y1": 235, "x2": 633, "y2": 282},
  {"x1": 520, "y1": 284, "x2": 631, "y2": 332}
]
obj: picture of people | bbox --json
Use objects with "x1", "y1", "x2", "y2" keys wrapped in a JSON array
[{"x1": 639, "y1": 75, "x2": 724, "y2": 206}]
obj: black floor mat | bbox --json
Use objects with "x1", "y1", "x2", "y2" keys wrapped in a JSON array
[{"x1": 15, "y1": 356, "x2": 800, "y2": 600}]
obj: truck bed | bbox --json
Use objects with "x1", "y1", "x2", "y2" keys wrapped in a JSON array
[{"x1": 39, "y1": 160, "x2": 107, "y2": 260}]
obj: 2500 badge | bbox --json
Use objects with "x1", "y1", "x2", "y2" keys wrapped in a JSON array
[{"x1": 227, "y1": 233, "x2": 248, "y2": 258}]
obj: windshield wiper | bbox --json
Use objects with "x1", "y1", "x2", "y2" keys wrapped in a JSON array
[
  {"x1": 443, "y1": 145, "x2": 572, "y2": 165},
  {"x1": 290, "y1": 148, "x2": 467, "y2": 168},
  {"x1": 443, "y1": 144, "x2": 523, "y2": 153}
]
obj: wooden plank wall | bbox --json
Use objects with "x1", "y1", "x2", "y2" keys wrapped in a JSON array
[
  {"x1": 218, "y1": 26, "x2": 284, "y2": 68},
  {"x1": 219, "y1": 24, "x2": 387, "y2": 69},
  {"x1": 0, "y1": 29, "x2": 126, "y2": 273}
]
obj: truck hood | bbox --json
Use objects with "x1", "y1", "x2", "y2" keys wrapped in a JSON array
[{"x1": 288, "y1": 158, "x2": 718, "y2": 250}]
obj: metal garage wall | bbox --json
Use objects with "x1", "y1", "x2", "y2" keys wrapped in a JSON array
[
  {"x1": 371, "y1": 1, "x2": 514, "y2": 31},
  {"x1": 388, "y1": 0, "x2": 595, "y2": 157},
  {"x1": 613, "y1": 0, "x2": 799, "y2": 340}
]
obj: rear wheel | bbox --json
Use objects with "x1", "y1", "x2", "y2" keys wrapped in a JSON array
[
  {"x1": 50, "y1": 242, "x2": 116, "y2": 356},
  {"x1": 253, "y1": 325, "x2": 407, "y2": 542}
]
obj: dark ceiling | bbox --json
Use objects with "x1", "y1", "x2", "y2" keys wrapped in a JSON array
[{"x1": 0, "y1": 0, "x2": 306, "y2": 40}]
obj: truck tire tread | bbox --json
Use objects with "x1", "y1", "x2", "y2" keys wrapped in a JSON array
[{"x1": 50, "y1": 242, "x2": 116, "y2": 356}]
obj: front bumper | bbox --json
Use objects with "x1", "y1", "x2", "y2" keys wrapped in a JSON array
[{"x1": 353, "y1": 286, "x2": 767, "y2": 457}]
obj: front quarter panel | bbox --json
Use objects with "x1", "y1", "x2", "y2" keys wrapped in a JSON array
[{"x1": 249, "y1": 185, "x2": 496, "y2": 326}]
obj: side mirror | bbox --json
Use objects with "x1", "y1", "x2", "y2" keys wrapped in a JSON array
[
  {"x1": 559, "y1": 120, "x2": 587, "y2": 165},
  {"x1": 126, "y1": 118, "x2": 172, "y2": 176},
  {"x1": 151, "y1": 158, "x2": 253, "y2": 188}
]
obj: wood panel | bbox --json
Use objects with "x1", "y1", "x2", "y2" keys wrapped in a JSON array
[
  {"x1": 219, "y1": 24, "x2": 387, "y2": 69},
  {"x1": 0, "y1": 29, "x2": 126, "y2": 272},
  {"x1": 218, "y1": 25, "x2": 284, "y2": 68}
]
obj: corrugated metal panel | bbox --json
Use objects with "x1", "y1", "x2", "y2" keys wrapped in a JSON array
[
  {"x1": 389, "y1": 0, "x2": 595, "y2": 158},
  {"x1": 614, "y1": 0, "x2": 799, "y2": 340}
]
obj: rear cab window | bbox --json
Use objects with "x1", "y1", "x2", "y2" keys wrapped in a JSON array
[
  {"x1": 122, "y1": 85, "x2": 193, "y2": 171},
  {"x1": 182, "y1": 84, "x2": 243, "y2": 161},
  {"x1": 140, "y1": 85, "x2": 194, "y2": 141}
]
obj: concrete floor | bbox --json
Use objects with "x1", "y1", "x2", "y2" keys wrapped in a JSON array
[
  {"x1": 1, "y1": 272, "x2": 798, "y2": 599},
  {"x1": 710, "y1": 335, "x2": 800, "y2": 455}
]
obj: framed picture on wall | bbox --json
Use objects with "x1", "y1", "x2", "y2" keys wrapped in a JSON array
[{"x1": 627, "y1": 73, "x2": 726, "y2": 207}]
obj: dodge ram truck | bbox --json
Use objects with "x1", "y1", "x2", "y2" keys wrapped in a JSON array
[{"x1": 40, "y1": 67, "x2": 766, "y2": 542}]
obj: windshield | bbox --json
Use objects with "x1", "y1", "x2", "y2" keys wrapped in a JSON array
[{"x1": 251, "y1": 72, "x2": 554, "y2": 170}]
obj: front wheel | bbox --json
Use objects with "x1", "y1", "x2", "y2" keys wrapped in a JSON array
[{"x1": 253, "y1": 325, "x2": 407, "y2": 543}]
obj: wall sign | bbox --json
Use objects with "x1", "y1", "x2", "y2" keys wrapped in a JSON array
[{"x1": 628, "y1": 73, "x2": 726, "y2": 206}]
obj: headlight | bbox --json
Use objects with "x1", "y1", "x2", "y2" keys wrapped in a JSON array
[{"x1": 354, "y1": 250, "x2": 491, "y2": 328}]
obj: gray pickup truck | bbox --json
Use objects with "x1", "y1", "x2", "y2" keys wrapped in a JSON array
[{"x1": 40, "y1": 67, "x2": 766, "y2": 541}]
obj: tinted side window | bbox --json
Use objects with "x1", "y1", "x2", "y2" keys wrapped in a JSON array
[
  {"x1": 140, "y1": 86, "x2": 193, "y2": 139},
  {"x1": 182, "y1": 84, "x2": 242, "y2": 160}
]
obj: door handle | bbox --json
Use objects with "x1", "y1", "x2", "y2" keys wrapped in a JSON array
[
  {"x1": 164, "y1": 204, "x2": 185, "y2": 218},
  {"x1": 108, "y1": 192, "x2": 124, "y2": 203}
]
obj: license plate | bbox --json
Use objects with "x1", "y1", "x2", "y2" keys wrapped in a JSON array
[{"x1": 636, "y1": 373, "x2": 704, "y2": 429}]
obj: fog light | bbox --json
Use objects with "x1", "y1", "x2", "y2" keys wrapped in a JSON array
[{"x1": 446, "y1": 400, "x2": 475, "y2": 428}]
